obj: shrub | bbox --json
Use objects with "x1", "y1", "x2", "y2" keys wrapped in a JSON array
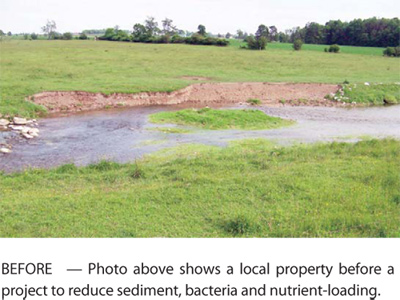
[
  {"x1": 30, "y1": 33, "x2": 38, "y2": 40},
  {"x1": 159, "y1": 35, "x2": 171, "y2": 44},
  {"x1": 79, "y1": 33, "x2": 88, "y2": 40},
  {"x1": 328, "y1": 44, "x2": 340, "y2": 53},
  {"x1": 62, "y1": 32, "x2": 73, "y2": 40},
  {"x1": 324, "y1": 47, "x2": 328, "y2": 52},
  {"x1": 246, "y1": 36, "x2": 267, "y2": 50},
  {"x1": 395, "y1": 47, "x2": 400, "y2": 57},
  {"x1": 215, "y1": 39, "x2": 229, "y2": 46},
  {"x1": 257, "y1": 36, "x2": 268, "y2": 50},
  {"x1": 187, "y1": 33, "x2": 204, "y2": 45},
  {"x1": 203, "y1": 37, "x2": 216, "y2": 45},
  {"x1": 293, "y1": 39, "x2": 303, "y2": 51},
  {"x1": 171, "y1": 35, "x2": 186, "y2": 44},
  {"x1": 247, "y1": 99, "x2": 261, "y2": 105},
  {"x1": 383, "y1": 94, "x2": 397, "y2": 104},
  {"x1": 383, "y1": 46, "x2": 400, "y2": 57},
  {"x1": 129, "y1": 162, "x2": 144, "y2": 179},
  {"x1": 383, "y1": 47, "x2": 395, "y2": 56},
  {"x1": 225, "y1": 215, "x2": 254, "y2": 235}
]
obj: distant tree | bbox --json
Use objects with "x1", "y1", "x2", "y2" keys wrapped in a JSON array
[
  {"x1": 79, "y1": 33, "x2": 88, "y2": 40},
  {"x1": 145, "y1": 17, "x2": 160, "y2": 36},
  {"x1": 62, "y1": 32, "x2": 73, "y2": 40},
  {"x1": 255, "y1": 24, "x2": 269, "y2": 40},
  {"x1": 161, "y1": 18, "x2": 178, "y2": 36},
  {"x1": 41, "y1": 20, "x2": 57, "y2": 39},
  {"x1": 278, "y1": 32, "x2": 289, "y2": 43},
  {"x1": 7, "y1": 31, "x2": 12, "y2": 36},
  {"x1": 304, "y1": 22, "x2": 325, "y2": 44},
  {"x1": 23, "y1": 34, "x2": 29, "y2": 40},
  {"x1": 132, "y1": 23, "x2": 149, "y2": 41},
  {"x1": 269, "y1": 26, "x2": 278, "y2": 41},
  {"x1": 225, "y1": 32, "x2": 231, "y2": 39},
  {"x1": 324, "y1": 20, "x2": 345, "y2": 45},
  {"x1": 0, "y1": 30, "x2": 4, "y2": 36},
  {"x1": 288, "y1": 27, "x2": 304, "y2": 43},
  {"x1": 31, "y1": 33, "x2": 38, "y2": 40},
  {"x1": 236, "y1": 29, "x2": 244, "y2": 39},
  {"x1": 104, "y1": 28, "x2": 115, "y2": 39},
  {"x1": 82, "y1": 29, "x2": 106, "y2": 35},
  {"x1": 197, "y1": 25, "x2": 206, "y2": 36}
]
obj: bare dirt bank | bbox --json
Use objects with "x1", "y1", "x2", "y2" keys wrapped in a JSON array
[{"x1": 30, "y1": 82, "x2": 341, "y2": 113}]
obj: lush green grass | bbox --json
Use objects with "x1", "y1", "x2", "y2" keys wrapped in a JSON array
[
  {"x1": 331, "y1": 83, "x2": 400, "y2": 104},
  {"x1": 229, "y1": 39, "x2": 387, "y2": 56},
  {"x1": 149, "y1": 108, "x2": 294, "y2": 130},
  {"x1": 0, "y1": 139, "x2": 398, "y2": 237},
  {"x1": 1, "y1": 40, "x2": 399, "y2": 117}
]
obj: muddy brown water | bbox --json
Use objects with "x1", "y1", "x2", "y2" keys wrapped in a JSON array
[{"x1": 1, "y1": 104, "x2": 399, "y2": 173}]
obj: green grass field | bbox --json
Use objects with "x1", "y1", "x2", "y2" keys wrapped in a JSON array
[
  {"x1": 1, "y1": 40, "x2": 399, "y2": 117},
  {"x1": 1, "y1": 139, "x2": 398, "y2": 237},
  {"x1": 229, "y1": 39, "x2": 387, "y2": 56},
  {"x1": 149, "y1": 108, "x2": 294, "y2": 130}
]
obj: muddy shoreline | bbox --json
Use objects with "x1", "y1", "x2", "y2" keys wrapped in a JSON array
[{"x1": 29, "y1": 82, "x2": 342, "y2": 114}]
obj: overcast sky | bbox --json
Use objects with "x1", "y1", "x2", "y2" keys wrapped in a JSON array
[{"x1": 1, "y1": 0, "x2": 399, "y2": 34}]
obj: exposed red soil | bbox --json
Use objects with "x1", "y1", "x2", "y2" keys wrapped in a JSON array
[{"x1": 30, "y1": 82, "x2": 341, "y2": 114}]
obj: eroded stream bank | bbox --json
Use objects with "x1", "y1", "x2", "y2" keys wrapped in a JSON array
[{"x1": 1, "y1": 104, "x2": 399, "y2": 173}]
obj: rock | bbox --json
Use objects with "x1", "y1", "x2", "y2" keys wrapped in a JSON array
[
  {"x1": 21, "y1": 127, "x2": 31, "y2": 134},
  {"x1": 13, "y1": 117, "x2": 28, "y2": 125},
  {"x1": 28, "y1": 128, "x2": 39, "y2": 134},
  {"x1": 0, "y1": 148, "x2": 11, "y2": 154},
  {"x1": 22, "y1": 133, "x2": 34, "y2": 139},
  {"x1": 9, "y1": 125, "x2": 24, "y2": 131},
  {"x1": 0, "y1": 119, "x2": 9, "y2": 126},
  {"x1": 29, "y1": 132, "x2": 39, "y2": 137}
]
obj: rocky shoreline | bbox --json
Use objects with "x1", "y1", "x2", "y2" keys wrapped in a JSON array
[{"x1": 0, "y1": 117, "x2": 40, "y2": 154}]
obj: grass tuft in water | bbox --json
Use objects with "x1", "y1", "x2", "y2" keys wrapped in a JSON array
[{"x1": 149, "y1": 108, "x2": 294, "y2": 130}]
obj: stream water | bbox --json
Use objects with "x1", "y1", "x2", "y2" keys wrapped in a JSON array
[{"x1": 1, "y1": 104, "x2": 399, "y2": 172}]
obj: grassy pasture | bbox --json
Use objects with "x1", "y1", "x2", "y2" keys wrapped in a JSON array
[
  {"x1": 229, "y1": 39, "x2": 387, "y2": 56},
  {"x1": 149, "y1": 108, "x2": 294, "y2": 130},
  {"x1": 1, "y1": 40, "x2": 398, "y2": 117},
  {"x1": 0, "y1": 139, "x2": 398, "y2": 237}
]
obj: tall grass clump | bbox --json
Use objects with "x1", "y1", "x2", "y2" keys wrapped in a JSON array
[{"x1": 149, "y1": 108, "x2": 294, "y2": 130}]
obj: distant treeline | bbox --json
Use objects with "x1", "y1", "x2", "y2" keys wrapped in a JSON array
[
  {"x1": 278, "y1": 18, "x2": 399, "y2": 47},
  {"x1": 82, "y1": 29, "x2": 106, "y2": 35},
  {"x1": 98, "y1": 18, "x2": 229, "y2": 46},
  {"x1": 3, "y1": 17, "x2": 397, "y2": 48}
]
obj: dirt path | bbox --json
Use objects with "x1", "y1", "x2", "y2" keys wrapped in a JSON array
[{"x1": 30, "y1": 82, "x2": 341, "y2": 113}]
